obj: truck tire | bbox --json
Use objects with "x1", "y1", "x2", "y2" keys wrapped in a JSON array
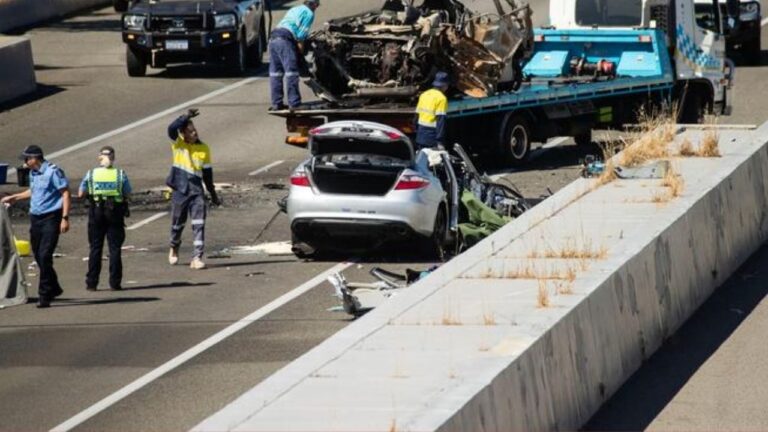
[
  {"x1": 228, "y1": 36, "x2": 248, "y2": 76},
  {"x1": 126, "y1": 46, "x2": 147, "y2": 77},
  {"x1": 248, "y1": 19, "x2": 266, "y2": 68},
  {"x1": 500, "y1": 114, "x2": 532, "y2": 166},
  {"x1": 113, "y1": 0, "x2": 129, "y2": 12},
  {"x1": 574, "y1": 131, "x2": 592, "y2": 147},
  {"x1": 678, "y1": 89, "x2": 704, "y2": 124},
  {"x1": 742, "y1": 37, "x2": 761, "y2": 66}
]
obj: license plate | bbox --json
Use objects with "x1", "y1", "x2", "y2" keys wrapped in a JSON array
[{"x1": 165, "y1": 40, "x2": 188, "y2": 50}]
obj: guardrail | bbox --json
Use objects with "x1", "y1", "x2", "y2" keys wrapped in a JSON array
[
  {"x1": 0, "y1": 36, "x2": 36, "y2": 104},
  {"x1": 195, "y1": 122, "x2": 768, "y2": 431}
]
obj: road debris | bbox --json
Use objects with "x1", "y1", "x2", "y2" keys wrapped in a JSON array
[{"x1": 213, "y1": 241, "x2": 294, "y2": 257}]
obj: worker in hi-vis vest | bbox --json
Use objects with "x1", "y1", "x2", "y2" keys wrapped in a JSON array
[
  {"x1": 415, "y1": 71, "x2": 450, "y2": 149},
  {"x1": 78, "y1": 146, "x2": 132, "y2": 291}
]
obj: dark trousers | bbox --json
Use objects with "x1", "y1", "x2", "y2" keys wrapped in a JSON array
[
  {"x1": 86, "y1": 204, "x2": 126, "y2": 289},
  {"x1": 269, "y1": 36, "x2": 301, "y2": 108},
  {"x1": 170, "y1": 192, "x2": 206, "y2": 258},
  {"x1": 30, "y1": 210, "x2": 63, "y2": 299}
]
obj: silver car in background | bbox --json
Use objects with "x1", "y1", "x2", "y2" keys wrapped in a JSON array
[{"x1": 287, "y1": 121, "x2": 456, "y2": 258}]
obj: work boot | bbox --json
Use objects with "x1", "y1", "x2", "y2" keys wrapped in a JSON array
[
  {"x1": 36, "y1": 296, "x2": 51, "y2": 308},
  {"x1": 189, "y1": 257, "x2": 206, "y2": 270},
  {"x1": 168, "y1": 247, "x2": 179, "y2": 265}
]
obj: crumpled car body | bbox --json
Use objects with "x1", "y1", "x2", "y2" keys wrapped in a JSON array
[{"x1": 306, "y1": 0, "x2": 533, "y2": 102}]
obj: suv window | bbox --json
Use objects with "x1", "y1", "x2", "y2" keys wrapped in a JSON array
[{"x1": 575, "y1": 0, "x2": 643, "y2": 27}]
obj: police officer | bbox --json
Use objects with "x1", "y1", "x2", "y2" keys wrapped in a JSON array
[
  {"x1": 78, "y1": 146, "x2": 132, "y2": 291},
  {"x1": 166, "y1": 109, "x2": 220, "y2": 270},
  {"x1": 268, "y1": 0, "x2": 320, "y2": 110},
  {"x1": 1, "y1": 145, "x2": 71, "y2": 308},
  {"x1": 415, "y1": 71, "x2": 450, "y2": 149}
]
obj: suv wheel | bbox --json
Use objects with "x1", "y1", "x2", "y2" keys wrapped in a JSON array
[
  {"x1": 126, "y1": 46, "x2": 147, "y2": 77},
  {"x1": 248, "y1": 20, "x2": 266, "y2": 68},
  {"x1": 229, "y1": 36, "x2": 247, "y2": 76},
  {"x1": 743, "y1": 37, "x2": 761, "y2": 66}
]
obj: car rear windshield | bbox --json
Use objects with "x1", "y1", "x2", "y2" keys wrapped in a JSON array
[{"x1": 575, "y1": 0, "x2": 643, "y2": 27}]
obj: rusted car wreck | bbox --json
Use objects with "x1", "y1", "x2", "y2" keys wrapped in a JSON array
[{"x1": 306, "y1": 0, "x2": 534, "y2": 102}]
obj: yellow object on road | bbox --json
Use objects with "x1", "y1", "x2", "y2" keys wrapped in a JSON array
[{"x1": 14, "y1": 238, "x2": 30, "y2": 257}]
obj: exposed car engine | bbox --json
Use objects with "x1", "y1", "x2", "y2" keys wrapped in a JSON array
[{"x1": 306, "y1": 0, "x2": 534, "y2": 102}]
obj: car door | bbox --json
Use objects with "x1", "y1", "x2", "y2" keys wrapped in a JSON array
[{"x1": 238, "y1": 0, "x2": 258, "y2": 45}]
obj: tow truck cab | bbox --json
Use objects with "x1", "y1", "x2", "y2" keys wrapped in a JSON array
[
  {"x1": 693, "y1": 0, "x2": 762, "y2": 64},
  {"x1": 549, "y1": 0, "x2": 738, "y2": 117}
]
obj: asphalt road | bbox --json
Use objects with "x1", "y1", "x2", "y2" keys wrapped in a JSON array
[{"x1": 0, "y1": 1, "x2": 765, "y2": 431}]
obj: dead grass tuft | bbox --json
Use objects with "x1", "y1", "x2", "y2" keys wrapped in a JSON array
[
  {"x1": 618, "y1": 107, "x2": 677, "y2": 167},
  {"x1": 678, "y1": 138, "x2": 696, "y2": 156},
  {"x1": 537, "y1": 280, "x2": 550, "y2": 308},
  {"x1": 482, "y1": 311, "x2": 497, "y2": 326},
  {"x1": 555, "y1": 280, "x2": 574, "y2": 295},
  {"x1": 661, "y1": 166, "x2": 684, "y2": 198},
  {"x1": 700, "y1": 129, "x2": 721, "y2": 157},
  {"x1": 441, "y1": 306, "x2": 462, "y2": 326},
  {"x1": 389, "y1": 419, "x2": 398, "y2": 432}
]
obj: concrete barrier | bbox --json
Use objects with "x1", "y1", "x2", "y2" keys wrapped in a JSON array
[
  {"x1": 0, "y1": 0, "x2": 109, "y2": 33},
  {"x1": 0, "y1": 36, "x2": 36, "y2": 105},
  {"x1": 195, "y1": 122, "x2": 768, "y2": 432}
]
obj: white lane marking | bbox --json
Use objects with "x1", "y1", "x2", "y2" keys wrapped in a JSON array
[
  {"x1": 762, "y1": 16, "x2": 768, "y2": 26},
  {"x1": 126, "y1": 212, "x2": 168, "y2": 231},
  {"x1": 50, "y1": 260, "x2": 354, "y2": 432},
  {"x1": 8, "y1": 77, "x2": 260, "y2": 178},
  {"x1": 248, "y1": 160, "x2": 284, "y2": 176}
]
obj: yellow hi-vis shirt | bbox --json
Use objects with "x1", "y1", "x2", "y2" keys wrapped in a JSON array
[
  {"x1": 416, "y1": 88, "x2": 448, "y2": 128},
  {"x1": 172, "y1": 137, "x2": 211, "y2": 178}
]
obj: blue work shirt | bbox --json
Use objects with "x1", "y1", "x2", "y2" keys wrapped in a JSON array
[
  {"x1": 277, "y1": 5, "x2": 315, "y2": 42},
  {"x1": 78, "y1": 167, "x2": 133, "y2": 195},
  {"x1": 29, "y1": 161, "x2": 69, "y2": 215}
]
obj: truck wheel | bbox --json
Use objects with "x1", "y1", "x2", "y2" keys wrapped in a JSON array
[
  {"x1": 113, "y1": 0, "x2": 129, "y2": 12},
  {"x1": 743, "y1": 37, "x2": 761, "y2": 66},
  {"x1": 678, "y1": 90, "x2": 704, "y2": 124},
  {"x1": 500, "y1": 115, "x2": 532, "y2": 166},
  {"x1": 574, "y1": 131, "x2": 592, "y2": 147},
  {"x1": 248, "y1": 19, "x2": 266, "y2": 68},
  {"x1": 229, "y1": 36, "x2": 248, "y2": 76},
  {"x1": 126, "y1": 46, "x2": 147, "y2": 77}
]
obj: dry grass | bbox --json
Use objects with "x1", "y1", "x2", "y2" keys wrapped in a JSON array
[
  {"x1": 482, "y1": 311, "x2": 497, "y2": 326},
  {"x1": 441, "y1": 306, "x2": 462, "y2": 326},
  {"x1": 678, "y1": 138, "x2": 696, "y2": 156},
  {"x1": 618, "y1": 106, "x2": 677, "y2": 167},
  {"x1": 700, "y1": 129, "x2": 721, "y2": 157},
  {"x1": 543, "y1": 241, "x2": 608, "y2": 260},
  {"x1": 555, "y1": 280, "x2": 574, "y2": 295},
  {"x1": 661, "y1": 166, "x2": 684, "y2": 198},
  {"x1": 537, "y1": 280, "x2": 550, "y2": 308},
  {"x1": 389, "y1": 419, "x2": 398, "y2": 432}
]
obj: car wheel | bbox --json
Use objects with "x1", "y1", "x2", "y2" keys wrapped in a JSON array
[
  {"x1": 422, "y1": 206, "x2": 447, "y2": 261},
  {"x1": 113, "y1": 0, "x2": 129, "y2": 12},
  {"x1": 743, "y1": 37, "x2": 761, "y2": 66},
  {"x1": 229, "y1": 35, "x2": 247, "y2": 76},
  {"x1": 291, "y1": 233, "x2": 317, "y2": 259},
  {"x1": 248, "y1": 19, "x2": 266, "y2": 68},
  {"x1": 126, "y1": 46, "x2": 147, "y2": 77},
  {"x1": 500, "y1": 114, "x2": 532, "y2": 166}
]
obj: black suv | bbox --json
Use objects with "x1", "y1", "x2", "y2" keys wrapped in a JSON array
[{"x1": 121, "y1": 0, "x2": 268, "y2": 76}]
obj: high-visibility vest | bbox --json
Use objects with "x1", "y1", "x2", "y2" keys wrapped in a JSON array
[
  {"x1": 88, "y1": 167, "x2": 125, "y2": 202},
  {"x1": 416, "y1": 88, "x2": 448, "y2": 128}
]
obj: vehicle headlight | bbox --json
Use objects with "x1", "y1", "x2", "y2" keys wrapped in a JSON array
[
  {"x1": 214, "y1": 14, "x2": 236, "y2": 29},
  {"x1": 740, "y1": 2, "x2": 760, "y2": 20},
  {"x1": 123, "y1": 14, "x2": 146, "y2": 30}
]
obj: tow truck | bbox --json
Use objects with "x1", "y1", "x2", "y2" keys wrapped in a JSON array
[{"x1": 273, "y1": 0, "x2": 738, "y2": 165}]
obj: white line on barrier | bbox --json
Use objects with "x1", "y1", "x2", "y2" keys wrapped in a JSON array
[
  {"x1": 8, "y1": 77, "x2": 261, "y2": 178},
  {"x1": 50, "y1": 260, "x2": 354, "y2": 432},
  {"x1": 249, "y1": 160, "x2": 284, "y2": 176},
  {"x1": 126, "y1": 212, "x2": 168, "y2": 231},
  {"x1": 762, "y1": 16, "x2": 768, "y2": 26}
]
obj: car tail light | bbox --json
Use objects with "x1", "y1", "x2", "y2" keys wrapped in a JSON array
[
  {"x1": 394, "y1": 175, "x2": 430, "y2": 190},
  {"x1": 290, "y1": 172, "x2": 311, "y2": 187},
  {"x1": 309, "y1": 127, "x2": 329, "y2": 135},
  {"x1": 383, "y1": 131, "x2": 402, "y2": 140}
]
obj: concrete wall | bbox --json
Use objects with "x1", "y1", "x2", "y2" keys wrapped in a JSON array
[
  {"x1": 0, "y1": 0, "x2": 108, "y2": 33},
  {"x1": 0, "y1": 36, "x2": 36, "y2": 104},
  {"x1": 195, "y1": 123, "x2": 768, "y2": 432}
]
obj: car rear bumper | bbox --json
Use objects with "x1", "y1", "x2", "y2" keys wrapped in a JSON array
[{"x1": 291, "y1": 218, "x2": 417, "y2": 250}]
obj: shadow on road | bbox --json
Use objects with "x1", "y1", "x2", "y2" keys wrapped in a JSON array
[
  {"x1": 124, "y1": 282, "x2": 215, "y2": 290},
  {"x1": 31, "y1": 296, "x2": 161, "y2": 307},
  {"x1": 584, "y1": 242, "x2": 768, "y2": 431},
  {"x1": 0, "y1": 84, "x2": 67, "y2": 113}
]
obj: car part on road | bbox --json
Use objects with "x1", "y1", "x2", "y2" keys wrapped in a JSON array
[{"x1": 306, "y1": 0, "x2": 534, "y2": 102}]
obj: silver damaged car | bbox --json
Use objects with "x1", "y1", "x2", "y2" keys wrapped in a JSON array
[{"x1": 287, "y1": 120, "x2": 456, "y2": 258}]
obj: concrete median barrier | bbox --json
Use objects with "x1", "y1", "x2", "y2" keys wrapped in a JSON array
[
  {"x1": 195, "y1": 122, "x2": 768, "y2": 431},
  {"x1": 0, "y1": 0, "x2": 109, "y2": 33},
  {"x1": 0, "y1": 36, "x2": 35, "y2": 105}
]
